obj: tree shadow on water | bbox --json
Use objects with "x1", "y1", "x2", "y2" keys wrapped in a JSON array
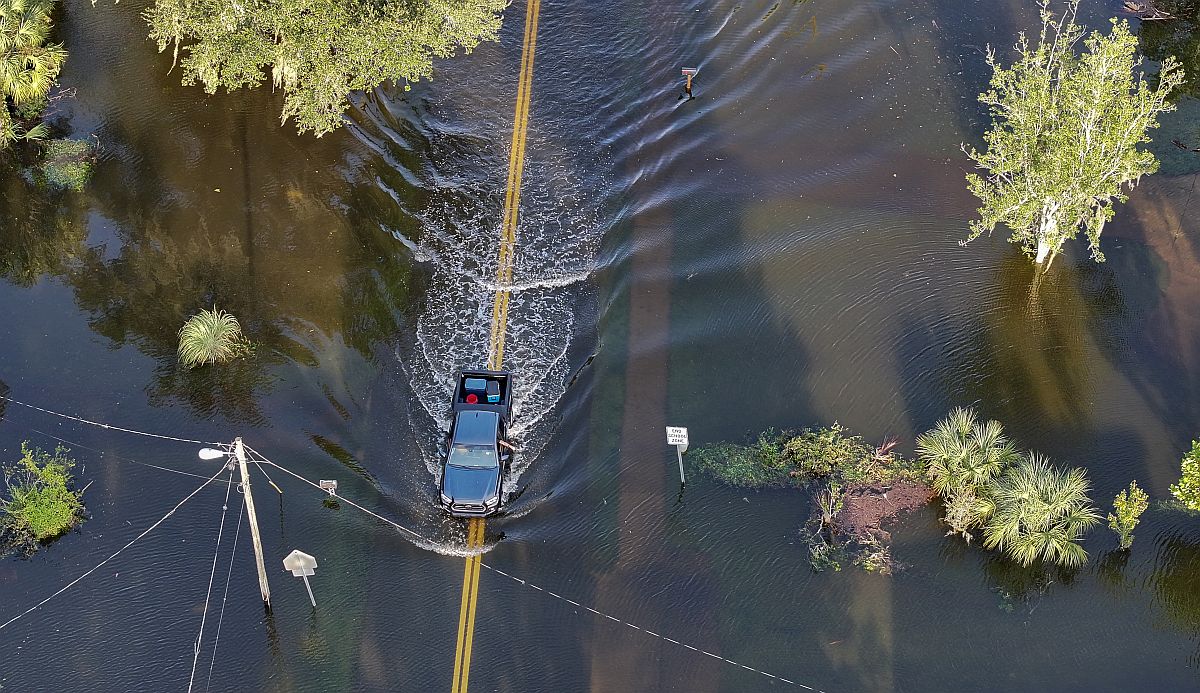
[
  {"x1": 1147, "y1": 530, "x2": 1200, "y2": 666},
  {"x1": 959, "y1": 253, "x2": 1098, "y2": 435}
]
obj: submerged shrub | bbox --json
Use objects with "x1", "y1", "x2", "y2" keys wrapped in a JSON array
[
  {"x1": 1108, "y1": 480, "x2": 1148, "y2": 550},
  {"x1": 982, "y1": 453, "x2": 1100, "y2": 568},
  {"x1": 690, "y1": 431, "x2": 793, "y2": 488},
  {"x1": 2, "y1": 442, "x2": 85, "y2": 545},
  {"x1": 177, "y1": 308, "x2": 250, "y2": 368},
  {"x1": 1169, "y1": 440, "x2": 1200, "y2": 512},
  {"x1": 39, "y1": 138, "x2": 95, "y2": 190}
]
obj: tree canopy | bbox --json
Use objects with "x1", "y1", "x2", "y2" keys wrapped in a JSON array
[
  {"x1": 144, "y1": 0, "x2": 507, "y2": 136},
  {"x1": 963, "y1": 0, "x2": 1183, "y2": 267}
]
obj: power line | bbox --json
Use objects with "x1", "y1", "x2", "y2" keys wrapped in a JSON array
[
  {"x1": 188, "y1": 470, "x2": 235, "y2": 693},
  {"x1": 0, "y1": 394, "x2": 223, "y2": 446},
  {"x1": 0, "y1": 465, "x2": 228, "y2": 631},
  {"x1": 243, "y1": 443, "x2": 427, "y2": 543},
  {"x1": 205, "y1": 494, "x2": 245, "y2": 693},
  {"x1": 242, "y1": 446, "x2": 818, "y2": 690},
  {"x1": 0, "y1": 417, "x2": 221, "y2": 482}
]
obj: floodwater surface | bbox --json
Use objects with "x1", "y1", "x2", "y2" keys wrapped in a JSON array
[{"x1": 3, "y1": 0, "x2": 1200, "y2": 690}]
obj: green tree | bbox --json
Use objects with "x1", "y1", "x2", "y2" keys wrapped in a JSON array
[
  {"x1": 963, "y1": 0, "x2": 1184, "y2": 268},
  {"x1": 0, "y1": 0, "x2": 66, "y2": 145},
  {"x1": 1108, "y1": 480, "x2": 1148, "y2": 550},
  {"x1": 983, "y1": 453, "x2": 1100, "y2": 568},
  {"x1": 917, "y1": 407, "x2": 1020, "y2": 540},
  {"x1": 1169, "y1": 440, "x2": 1200, "y2": 511},
  {"x1": 144, "y1": 0, "x2": 507, "y2": 136}
]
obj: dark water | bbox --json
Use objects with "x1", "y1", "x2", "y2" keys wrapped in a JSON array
[{"x1": 3, "y1": 0, "x2": 1200, "y2": 690}]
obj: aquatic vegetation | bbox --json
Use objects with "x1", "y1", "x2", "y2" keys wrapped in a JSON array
[
  {"x1": 962, "y1": 0, "x2": 1183, "y2": 267},
  {"x1": 37, "y1": 138, "x2": 94, "y2": 190},
  {"x1": 177, "y1": 308, "x2": 250, "y2": 368},
  {"x1": 1, "y1": 442, "x2": 85, "y2": 549},
  {"x1": 0, "y1": 0, "x2": 66, "y2": 146},
  {"x1": 144, "y1": 0, "x2": 507, "y2": 135},
  {"x1": 693, "y1": 425, "x2": 929, "y2": 573},
  {"x1": 690, "y1": 430, "x2": 794, "y2": 488},
  {"x1": 1169, "y1": 440, "x2": 1200, "y2": 511},
  {"x1": 692, "y1": 424, "x2": 924, "y2": 490},
  {"x1": 917, "y1": 407, "x2": 1019, "y2": 540},
  {"x1": 1109, "y1": 480, "x2": 1149, "y2": 550},
  {"x1": 982, "y1": 453, "x2": 1100, "y2": 568}
]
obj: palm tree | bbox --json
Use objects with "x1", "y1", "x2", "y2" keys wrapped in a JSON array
[
  {"x1": 918, "y1": 408, "x2": 1020, "y2": 495},
  {"x1": 917, "y1": 408, "x2": 1020, "y2": 538},
  {"x1": 0, "y1": 0, "x2": 65, "y2": 144},
  {"x1": 983, "y1": 453, "x2": 1101, "y2": 568}
]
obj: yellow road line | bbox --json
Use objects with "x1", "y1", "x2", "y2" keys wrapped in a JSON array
[
  {"x1": 488, "y1": 0, "x2": 541, "y2": 371},
  {"x1": 452, "y1": 518, "x2": 485, "y2": 693},
  {"x1": 454, "y1": 0, "x2": 541, "y2": 690}
]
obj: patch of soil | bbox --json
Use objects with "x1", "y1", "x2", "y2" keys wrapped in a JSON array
[{"x1": 833, "y1": 480, "x2": 934, "y2": 543}]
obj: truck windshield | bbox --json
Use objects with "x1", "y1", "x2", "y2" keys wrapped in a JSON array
[{"x1": 449, "y1": 444, "x2": 498, "y2": 468}]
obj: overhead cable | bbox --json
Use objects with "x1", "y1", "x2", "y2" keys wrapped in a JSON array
[
  {"x1": 188, "y1": 470, "x2": 235, "y2": 693},
  {"x1": 0, "y1": 465, "x2": 227, "y2": 631},
  {"x1": 242, "y1": 447, "x2": 819, "y2": 690},
  {"x1": 0, "y1": 394, "x2": 222, "y2": 446}
]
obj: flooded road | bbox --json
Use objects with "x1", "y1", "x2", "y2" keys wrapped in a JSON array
[{"x1": 3, "y1": 0, "x2": 1200, "y2": 690}]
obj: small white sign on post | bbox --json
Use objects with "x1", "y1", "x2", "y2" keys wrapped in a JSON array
[
  {"x1": 282, "y1": 550, "x2": 318, "y2": 607},
  {"x1": 666, "y1": 426, "x2": 689, "y2": 485}
]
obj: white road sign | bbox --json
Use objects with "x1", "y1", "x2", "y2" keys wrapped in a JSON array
[
  {"x1": 666, "y1": 427, "x2": 689, "y2": 447},
  {"x1": 283, "y1": 550, "x2": 318, "y2": 577}
]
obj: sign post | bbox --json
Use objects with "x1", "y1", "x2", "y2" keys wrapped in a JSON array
[
  {"x1": 282, "y1": 550, "x2": 319, "y2": 607},
  {"x1": 666, "y1": 426, "x2": 689, "y2": 485}
]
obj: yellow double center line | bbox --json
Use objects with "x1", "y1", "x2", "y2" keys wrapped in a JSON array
[
  {"x1": 451, "y1": 517, "x2": 486, "y2": 693},
  {"x1": 488, "y1": 0, "x2": 541, "y2": 372},
  {"x1": 453, "y1": 1, "x2": 541, "y2": 691}
]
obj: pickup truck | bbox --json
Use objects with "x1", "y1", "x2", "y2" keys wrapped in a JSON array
[{"x1": 438, "y1": 369, "x2": 514, "y2": 517}]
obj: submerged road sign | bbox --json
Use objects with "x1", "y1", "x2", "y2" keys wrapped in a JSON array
[{"x1": 283, "y1": 550, "x2": 318, "y2": 607}]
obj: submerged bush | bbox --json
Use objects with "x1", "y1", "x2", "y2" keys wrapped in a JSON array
[
  {"x1": 693, "y1": 424, "x2": 929, "y2": 573},
  {"x1": 982, "y1": 453, "x2": 1100, "y2": 569},
  {"x1": 691, "y1": 424, "x2": 924, "y2": 491},
  {"x1": 1108, "y1": 480, "x2": 1148, "y2": 550},
  {"x1": 689, "y1": 431, "x2": 792, "y2": 488},
  {"x1": 39, "y1": 138, "x2": 95, "y2": 190},
  {"x1": 1169, "y1": 440, "x2": 1200, "y2": 512},
  {"x1": 2, "y1": 443, "x2": 85, "y2": 546},
  {"x1": 177, "y1": 308, "x2": 250, "y2": 368}
]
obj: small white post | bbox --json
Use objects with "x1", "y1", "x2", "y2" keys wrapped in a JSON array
[
  {"x1": 301, "y1": 575, "x2": 316, "y2": 607},
  {"x1": 666, "y1": 427, "x2": 689, "y2": 485}
]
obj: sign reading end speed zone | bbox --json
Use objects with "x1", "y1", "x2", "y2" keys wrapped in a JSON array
[{"x1": 666, "y1": 426, "x2": 689, "y2": 447}]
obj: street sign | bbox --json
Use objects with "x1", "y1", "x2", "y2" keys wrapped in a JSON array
[
  {"x1": 283, "y1": 550, "x2": 319, "y2": 607},
  {"x1": 283, "y1": 550, "x2": 317, "y2": 576}
]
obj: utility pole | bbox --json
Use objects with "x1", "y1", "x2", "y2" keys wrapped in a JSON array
[{"x1": 235, "y1": 437, "x2": 271, "y2": 609}]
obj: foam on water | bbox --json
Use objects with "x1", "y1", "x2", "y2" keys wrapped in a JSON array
[{"x1": 395, "y1": 135, "x2": 604, "y2": 496}]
